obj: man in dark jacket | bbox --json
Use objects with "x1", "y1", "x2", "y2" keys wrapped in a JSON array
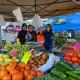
[
  {"x1": 17, "y1": 23, "x2": 27, "y2": 44},
  {"x1": 44, "y1": 24, "x2": 54, "y2": 53}
]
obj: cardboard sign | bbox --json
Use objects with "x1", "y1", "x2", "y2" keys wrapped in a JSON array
[
  {"x1": 12, "y1": 7, "x2": 23, "y2": 22},
  {"x1": 21, "y1": 51, "x2": 31, "y2": 64},
  {"x1": 16, "y1": 38, "x2": 20, "y2": 44}
]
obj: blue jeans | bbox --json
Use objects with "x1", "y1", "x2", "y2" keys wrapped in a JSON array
[{"x1": 49, "y1": 48, "x2": 54, "y2": 53}]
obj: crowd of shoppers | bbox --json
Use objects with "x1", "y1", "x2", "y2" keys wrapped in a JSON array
[{"x1": 17, "y1": 23, "x2": 54, "y2": 53}]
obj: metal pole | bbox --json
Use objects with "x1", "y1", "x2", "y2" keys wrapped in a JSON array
[
  {"x1": 34, "y1": 0, "x2": 37, "y2": 13},
  {"x1": 0, "y1": 26, "x2": 2, "y2": 42}
]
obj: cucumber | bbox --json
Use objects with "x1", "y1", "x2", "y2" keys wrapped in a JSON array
[
  {"x1": 67, "y1": 76, "x2": 77, "y2": 80},
  {"x1": 74, "y1": 68, "x2": 80, "y2": 71},
  {"x1": 57, "y1": 61, "x2": 73, "y2": 71},
  {"x1": 66, "y1": 71, "x2": 80, "y2": 79},
  {"x1": 51, "y1": 70, "x2": 67, "y2": 80},
  {"x1": 55, "y1": 65, "x2": 66, "y2": 72},
  {"x1": 34, "y1": 74, "x2": 53, "y2": 80},
  {"x1": 67, "y1": 71, "x2": 80, "y2": 74},
  {"x1": 45, "y1": 74, "x2": 53, "y2": 80}
]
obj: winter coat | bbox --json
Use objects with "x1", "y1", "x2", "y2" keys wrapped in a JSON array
[
  {"x1": 44, "y1": 32, "x2": 54, "y2": 51},
  {"x1": 17, "y1": 30, "x2": 27, "y2": 44}
]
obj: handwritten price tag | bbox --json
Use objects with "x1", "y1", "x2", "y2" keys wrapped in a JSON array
[{"x1": 21, "y1": 51, "x2": 31, "y2": 64}]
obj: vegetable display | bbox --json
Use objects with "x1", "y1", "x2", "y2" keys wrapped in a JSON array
[
  {"x1": 34, "y1": 61, "x2": 80, "y2": 80},
  {"x1": 64, "y1": 48, "x2": 80, "y2": 65},
  {"x1": 0, "y1": 61, "x2": 44, "y2": 80}
]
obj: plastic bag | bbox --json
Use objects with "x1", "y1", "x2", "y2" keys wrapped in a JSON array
[{"x1": 37, "y1": 53, "x2": 55, "y2": 72}]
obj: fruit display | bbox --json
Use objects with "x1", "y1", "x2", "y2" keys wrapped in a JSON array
[
  {"x1": 34, "y1": 61, "x2": 80, "y2": 80},
  {"x1": 63, "y1": 45, "x2": 80, "y2": 65},
  {"x1": 2, "y1": 44, "x2": 30, "y2": 58},
  {"x1": 66, "y1": 39, "x2": 76, "y2": 46},
  {"x1": 0, "y1": 61, "x2": 44, "y2": 80},
  {"x1": 63, "y1": 39, "x2": 76, "y2": 47},
  {"x1": 0, "y1": 54, "x2": 19, "y2": 66},
  {"x1": 28, "y1": 53, "x2": 49, "y2": 67}
]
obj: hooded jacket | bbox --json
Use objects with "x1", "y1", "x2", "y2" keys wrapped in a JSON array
[
  {"x1": 17, "y1": 30, "x2": 27, "y2": 44},
  {"x1": 44, "y1": 32, "x2": 54, "y2": 50}
]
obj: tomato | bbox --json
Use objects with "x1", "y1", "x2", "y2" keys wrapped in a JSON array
[
  {"x1": 78, "y1": 59, "x2": 80, "y2": 64},
  {"x1": 9, "y1": 69, "x2": 18, "y2": 75},
  {"x1": 7, "y1": 65, "x2": 14, "y2": 72},
  {"x1": 9, "y1": 61, "x2": 16, "y2": 68},
  {"x1": 0, "y1": 65, "x2": 6, "y2": 71},
  {"x1": 12, "y1": 73, "x2": 22, "y2": 80},
  {"x1": 66, "y1": 52, "x2": 74, "y2": 57},
  {"x1": 72, "y1": 56, "x2": 78, "y2": 62},
  {"x1": 2, "y1": 74, "x2": 11, "y2": 80},
  {"x1": 65, "y1": 56, "x2": 71, "y2": 62},
  {"x1": 0, "y1": 70, "x2": 8, "y2": 77},
  {"x1": 30, "y1": 70, "x2": 36, "y2": 76},
  {"x1": 0, "y1": 73, "x2": 3, "y2": 80},
  {"x1": 24, "y1": 70, "x2": 29, "y2": 76},
  {"x1": 25, "y1": 66, "x2": 30, "y2": 70},
  {"x1": 27, "y1": 74, "x2": 34, "y2": 80},
  {"x1": 72, "y1": 61, "x2": 79, "y2": 65},
  {"x1": 19, "y1": 62, "x2": 25, "y2": 69},
  {"x1": 16, "y1": 67, "x2": 20, "y2": 71},
  {"x1": 36, "y1": 70, "x2": 44, "y2": 76},
  {"x1": 19, "y1": 72, "x2": 23, "y2": 79},
  {"x1": 20, "y1": 68, "x2": 25, "y2": 73},
  {"x1": 76, "y1": 53, "x2": 80, "y2": 58}
]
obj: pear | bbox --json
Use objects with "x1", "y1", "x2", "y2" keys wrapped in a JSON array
[
  {"x1": 0, "y1": 58, "x2": 3, "y2": 62},
  {"x1": 3, "y1": 55, "x2": 9, "y2": 59},
  {"x1": 0, "y1": 54, "x2": 3, "y2": 58}
]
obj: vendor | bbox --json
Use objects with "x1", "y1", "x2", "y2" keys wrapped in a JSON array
[
  {"x1": 17, "y1": 23, "x2": 27, "y2": 45},
  {"x1": 44, "y1": 24, "x2": 54, "y2": 53},
  {"x1": 28, "y1": 25, "x2": 36, "y2": 41},
  {"x1": 36, "y1": 27, "x2": 45, "y2": 47}
]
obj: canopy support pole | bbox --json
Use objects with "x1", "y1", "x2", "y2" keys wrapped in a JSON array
[
  {"x1": 0, "y1": 26, "x2": 2, "y2": 42},
  {"x1": 34, "y1": 0, "x2": 37, "y2": 13}
]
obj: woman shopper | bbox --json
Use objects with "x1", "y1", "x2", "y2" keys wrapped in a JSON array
[
  {"x1": 36, "y1": 27, "x2": 45, "y2": 47},
  {"x1": 28, "y1": 25, "x2": 36, "y2": 41},
  {"x1": 44, "y1": 24, "x2": 54, "y2": 53},
  {"x1": 17, "y1": 23, "x2": 27, "y2": 45}
]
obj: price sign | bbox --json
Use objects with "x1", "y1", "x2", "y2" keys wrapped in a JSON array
[
  {"x1": 16, "y1": 38, "x2": 20, "y2": 44},
  {"x1": 21, "y1": 51, "x2": 31, "y2": 64}
]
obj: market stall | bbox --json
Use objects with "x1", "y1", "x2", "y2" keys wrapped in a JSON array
[
  {"x1": 0, "y1": 36, "x2": 80, "y2": 80},
  {"x1": 0, "y1": 0, "x2": 80, "y2": 80}
]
